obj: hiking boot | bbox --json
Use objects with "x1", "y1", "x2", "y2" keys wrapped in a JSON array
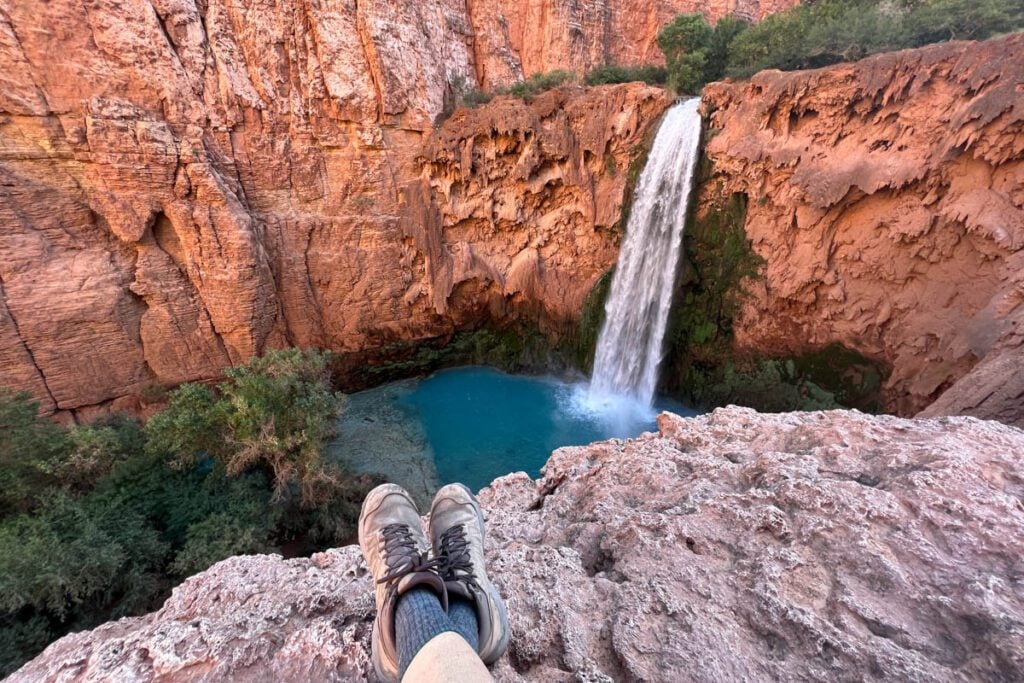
[
  {"x1": 359, "y1": 483, "x2": 448, "y2": 683},
  {"x1": 428, "y1": 483, "x2": 510, "y2": 664}
]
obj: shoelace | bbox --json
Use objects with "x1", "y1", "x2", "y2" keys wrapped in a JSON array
[
  {"x1": 377, "y1": 523, "x2": 444, "y2": 585},
  {"x1": 437, "y1": 524, "x2": 481, "y2": 591}
]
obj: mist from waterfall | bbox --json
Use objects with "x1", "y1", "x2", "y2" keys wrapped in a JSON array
[{"x1": 588, "y1": 98, "x2": 703, "y2": 408}]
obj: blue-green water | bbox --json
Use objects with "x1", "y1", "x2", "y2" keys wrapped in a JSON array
[{"x1": 331, "y1": 366, "x2": 696, "y2": 496}]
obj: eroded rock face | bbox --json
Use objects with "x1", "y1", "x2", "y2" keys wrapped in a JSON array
[
  {"x1": 702, "y1": 34, "x2": 1024, "y2": 425},
  {"x1": 0, "y1": 0, "x2": 804, "y2": 417},
  {"x1": 13, "y1": 408, "x2": 1024, "y2": 681},
  {"x1": 0, "y1": 0, "x2": 685, "y2": 416}
]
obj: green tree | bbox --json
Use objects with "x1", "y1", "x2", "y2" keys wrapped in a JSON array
[
  {"x1": 657, "y1": 13, "x2": 713, "y2": 94},
  {"x1": 54, "y1": 417, "x2": 145, "y2": 494},
  {"x1": 706, "y1": 16, "x2": 749, "y2": 82},
  {"x1": 0, "y1": 494, "x2": 167, "y2": 620},
  {"x1": 904, "y1": 0, "x2": 1017, "y2": 45},
  {"x1": 0, "y1": 347, "x2": 379, "y2": 674},
  {"x1": 144, "y1": 382, "x2": 223, "y2": 466},
  {"x1": 146, "y1": 348, "x2": 347, "y2": 507},
  {"x1": 0, "y1": 390, "x2": 69, "y2": 515},
  {"x1": 725, "y1": 0, "x2": 1024, "y2": 79}
]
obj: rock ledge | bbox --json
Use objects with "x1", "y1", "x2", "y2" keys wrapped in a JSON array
[{"x1": 14, "y1": 408, "x2": 1024, "y2": 681}]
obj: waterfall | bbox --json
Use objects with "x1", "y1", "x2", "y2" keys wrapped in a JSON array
[{"x1": 589, "y1": 99, "x2": 702, "y2": 407}]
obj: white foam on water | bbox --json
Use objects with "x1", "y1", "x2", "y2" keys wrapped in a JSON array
[{"x1": 562, "y1": 383, "x2": 658, "y2": 439}]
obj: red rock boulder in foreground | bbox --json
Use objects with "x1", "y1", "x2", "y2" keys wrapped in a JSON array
[{"x1": 13, "y1": 408, "x2": 1024, "y2": 681}]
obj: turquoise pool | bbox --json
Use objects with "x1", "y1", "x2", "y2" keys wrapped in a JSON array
[{"x1": 329, "y1": 366, "x2": 695, "y2": 502}]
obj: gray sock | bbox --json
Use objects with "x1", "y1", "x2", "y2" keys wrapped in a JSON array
[
  {"x1": 395, "y1": 587, "x2": 457, "y2": 676},
  {"x1": 447, "y1": 595, "x2": 480, "y2": 651}
]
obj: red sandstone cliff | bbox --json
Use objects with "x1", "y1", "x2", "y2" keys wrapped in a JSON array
[
  {"x1": 0, "y1": 0, "x2": 694, "y2": 418},
  {"x1": 2, "y1": 1, "x2": 1023, "y2": 427},
  {"x1": 702, "y1": 34, "x2": 1024, "y2": 425}
]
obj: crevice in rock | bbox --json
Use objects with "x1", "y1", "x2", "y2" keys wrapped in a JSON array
[
  {"x1": 0, "y1": 7, "x2": 52, "y2": 112},
  {"x1": 302, "y1": 222, "x2": 326, "y2": 330},
  {"x1": 353, "y1": 0, "x2": 385, "y2": 123},
  {"x1": 582, "y1": 546, "x2": 626, "y2": 583},
  {"x1": 150, "y1": 3, "x2": 178, "y2": 64},
  {"x1": 0, "y1": 274, "x2": 58, "y2": 410},
  {"x1": 528, "y1": 473, "x2": 565, "y2": 511}
]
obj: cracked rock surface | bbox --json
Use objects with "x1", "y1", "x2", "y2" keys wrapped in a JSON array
[{"x1": 14, "y1": 407, "x2": 1024, "y2": 681}]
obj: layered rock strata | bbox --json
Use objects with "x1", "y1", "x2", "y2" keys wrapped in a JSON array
[
  {"x1": 702, "y1": 34, "x2": 1024, "y2": 425},
  {"x1": 14, "y1": 407, "x2": 1024, "y2": 681},
  {"x1": 0, "y1": 0, "x2": 688, "y2": 417}
]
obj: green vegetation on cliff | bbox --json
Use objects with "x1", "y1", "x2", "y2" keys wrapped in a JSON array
[
  {"x1": 339, "y1": 326, "x2": 569, "y2": 391},
  {"x1": 0, "y1": 349, "x2": 377, "y2": 676},
  {"x1": 727, "y1": 0, "x2": 1023, "y2": 77},
  {"x1": 661, "y1": 149, "x2": 887, "y2": 413},
  {"x1": 583, "y1": 64, "x2": 667, "y2": 86},
  {"x1": 656, "y1": 1, "x2": 1024, "y2": 93},
  {"x1": 576, "y1": 268, "x2": 615, "y2": 372},
  {"x1": 657, "y1": 14, "x2": 748, "y2": 94},
  {"x1": 442, "y1": 70, "x2": 577, "y2": 118}
]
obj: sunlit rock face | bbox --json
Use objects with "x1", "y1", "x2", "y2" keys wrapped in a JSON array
[
  {"x1": 2, "y1": 1, "x2": 1021, "y2": 429},
  {"x1": 0, "y1": 0, "x2": 691, "y2": 417},
  {"x1": 701, "y1": 34, "x2": 1024, "y2": 426},
  {"x1": 13, "y1": 407, "x2": 1024, "y2": 681}
]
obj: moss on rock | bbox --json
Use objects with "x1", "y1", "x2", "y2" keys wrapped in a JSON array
[
  {"x1": 574, "y1": 268, "x2": 615, "y2": 372},
  {"x1": 333, "y1": 326, "x2": 567, "y2": 392},
  {"x1": 661, "y1": 144, "x2": 888, "y2": 413}
]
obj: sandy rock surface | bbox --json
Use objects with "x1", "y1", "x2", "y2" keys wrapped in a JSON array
[
  {"x1": 15, "y1": 408, "x2": 1024, "y2": 681},
  {"x1": 702, "y1": 34, "x2": 1024, "y2": 425}
]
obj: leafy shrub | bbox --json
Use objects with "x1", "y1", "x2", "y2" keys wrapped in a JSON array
[
  {"x1": 507, "y1": 69, "x2": 576, "y2": 99},
  {"x1": 460, "y1": 88, "x2": 493, "y2": 107},
  {"x1": 0, "y1": 390, "x2": 69, "y2": 516},
  {"x1": 0, "y1": 348, "x2": 377, "y2": 675},
  {"x1": 0, "y1": 494, "x2": 167, "y2": 619},
  {"x1": 583, "y1": 64, "x2": 668, "y2": 86},
  {"x1": 725, "y1": 0, "x2": 1024, "y2": 78}
]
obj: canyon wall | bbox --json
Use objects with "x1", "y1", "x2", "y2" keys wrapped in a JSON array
[
  {"x1": 2, "y1": 0, "x2": 1022, "y2": 426},
  {"x1": 701, "y1": 34, "x2": 1024, "y2": 425},
  {"x1": 0, "y1": 0, "x2": 706, "y2": 418},
  {"x1": 14, "y1": 407, "x2": 1024, "y2": 680}
]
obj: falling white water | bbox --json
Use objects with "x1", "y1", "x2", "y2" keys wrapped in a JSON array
[{"x1": 589, "y1": 98, "x2": 703, "y2": 407}]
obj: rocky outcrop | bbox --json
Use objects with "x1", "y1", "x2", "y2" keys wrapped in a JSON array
[
  {"x1": 702, "y1": 34, "x2": 1024, "y2": 425},
  {"x1": 0, "y1": 0, "x2": 691, "y2": 417},
  {"x1": 14, "y1": 407, "x2": 1024, "y2": 681}
]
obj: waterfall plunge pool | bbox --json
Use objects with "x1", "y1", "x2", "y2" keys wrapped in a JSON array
[
  {"x1": 327, "y1": 366, "x2": 696, "y2": 504},
  {"x1": 329, "y1": 101, "x2": 705, "y2": 503}
]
